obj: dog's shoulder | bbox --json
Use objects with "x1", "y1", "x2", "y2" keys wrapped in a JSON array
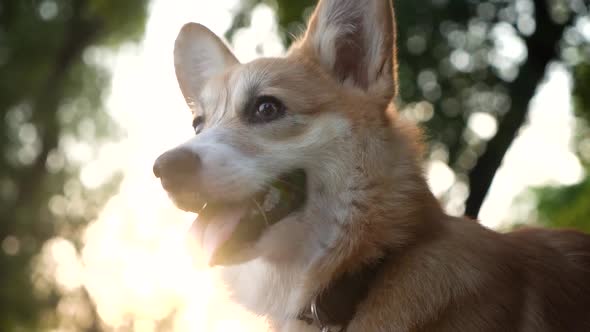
[
  {"x1": 503, "y1": 227, "x2": 590, "y2": 331},
  {"x1": 505, "y1": 227, "x2": 590, "y2": 289},
  {"x1": 349, "y1": 219, "x2": 590, "y2": 331},
  {"x1": 507, "y1": 226, "x2": 590, "y2": 255}
]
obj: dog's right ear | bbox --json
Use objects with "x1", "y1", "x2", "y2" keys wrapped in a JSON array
[
  {"x1": 297, "y1": 0, "x2": 397, "y2": 101},
  {"x1": 174, "y1": 23, "x2": 239, "y2": 107}
]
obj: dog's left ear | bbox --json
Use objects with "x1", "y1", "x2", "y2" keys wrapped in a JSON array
[
  {"x1": 299, "y1": 0, "x2": 397, "y2": 100},
  {"x1": 174, "y1": 23, "x2": 239, "y2": 108}
]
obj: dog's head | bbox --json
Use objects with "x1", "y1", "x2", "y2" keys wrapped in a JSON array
[{"x1": 154, "y1": 0, "x2": 403, "y2": 267}]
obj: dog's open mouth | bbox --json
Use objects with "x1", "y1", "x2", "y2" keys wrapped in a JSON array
[{"x1": 191, "y1": 169, "x2": 307, "y2": 266}]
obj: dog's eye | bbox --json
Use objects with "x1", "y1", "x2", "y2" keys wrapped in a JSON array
[
  {"x1": 250, "y1": 96, "x2": 286, "y2": 123},
  {"x1": 192, "y1": 115, "x2": 204, "y2": 134}
]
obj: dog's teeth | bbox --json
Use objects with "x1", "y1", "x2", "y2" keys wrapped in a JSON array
[{"x1": 262, "y1": 187, "x2": 280, "y2": 212}]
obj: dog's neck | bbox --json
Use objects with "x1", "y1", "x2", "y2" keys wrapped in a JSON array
[
  {"x1": 221, "y1": 112, "x2": 443, "y2": 326},
  {"x1": 301, "y1": 112, "x2": 443, "y2": 296}
]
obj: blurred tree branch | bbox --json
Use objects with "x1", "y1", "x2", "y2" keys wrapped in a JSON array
[
  {"x1": 465, "y1": 0, "x2": 573, "y2": 217},
  {"x1": 11, "y1": 0, "x2": 101, "y2": 233},
  {"x1": 0, "y1": 0, "x2": 148, "y2": 329}
]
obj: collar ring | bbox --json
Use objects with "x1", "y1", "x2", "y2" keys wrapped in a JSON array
[{"x1": 311, "y1": 298, "x2": 332, "y2": 332}]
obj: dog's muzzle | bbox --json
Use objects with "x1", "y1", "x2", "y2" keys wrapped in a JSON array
[{"x1": 153, "y1": 147, "x2": 307, "y2": 266}]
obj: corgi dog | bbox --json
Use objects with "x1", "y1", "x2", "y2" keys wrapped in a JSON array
[{"x1": 153, "y1": 0, "x2": 590, "y2": 330}]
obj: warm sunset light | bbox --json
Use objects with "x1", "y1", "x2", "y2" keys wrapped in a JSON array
[
  {"x1": 3, "y1": 0, "x2": 589, "y2": 331},
  {"x1": 73, "y1": 1, "x2": 280, "y2": 329},
  {"x1": 77, "y1": 1, "x2": 582, "y2": 329}
]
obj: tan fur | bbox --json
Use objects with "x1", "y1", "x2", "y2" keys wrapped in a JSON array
[{"x1": 159, "y1": 0, "x2": 590, "y2": 331}]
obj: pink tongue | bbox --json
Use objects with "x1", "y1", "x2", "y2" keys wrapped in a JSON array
[{"x1": 191, "y1": 205, "x2": 248, "y2": 266}]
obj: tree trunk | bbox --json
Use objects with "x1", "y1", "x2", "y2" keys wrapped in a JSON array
[{"x1": 465, "y1": 0, "x2": 571, "y2": 218}]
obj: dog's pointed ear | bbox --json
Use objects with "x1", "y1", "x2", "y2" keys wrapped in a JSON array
[
  {"x1": 174, "y1": 23, "x2": 239, "y2": 107},
  {"x1": 299, "y1": 0, "x2": 397, "y2": 100}
]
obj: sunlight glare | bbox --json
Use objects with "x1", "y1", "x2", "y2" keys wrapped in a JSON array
[
  {"x1": 480, "y1": 64, "x2": 584, "y2": 228},
  {"x1": 76, "y1": 0, "x2": 585, "y2": 329},
  {"x1": 79, "y1": 0, "x2": 278, "y2": 330}
]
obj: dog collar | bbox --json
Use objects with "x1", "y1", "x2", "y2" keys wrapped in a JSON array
[
  {"x1": 298, "y1": 298, "x2": 345, "y2": 332},
  {"x1": 297, "y1": 255, "x2": 388, "y2": 331}
]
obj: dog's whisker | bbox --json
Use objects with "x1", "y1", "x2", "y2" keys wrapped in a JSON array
[
  {"x1": 266, "y1": 176, "x2": 306, "y2": 194},
  {"x1": 251, "y1": 198, "x2": 270, "y2": 227}
]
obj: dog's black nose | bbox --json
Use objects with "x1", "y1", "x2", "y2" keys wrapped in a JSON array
[{"x1": 153, "y1": 147, "x2": 201, "y2": 182}]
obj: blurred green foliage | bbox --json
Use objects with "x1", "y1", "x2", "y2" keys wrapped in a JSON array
[
  {"x1": 533, "y1": 62, "x2": 590, "y2": 232},
  {"x1": 0, "y1": 0, "x2": 148, "y2": 330},
  {"x1": 535, "y1": 176, "x2": 590, "y2": 231},
  {"x1": 228, "y1": 0, "x2": 590, "y2": 222},
  {"x1": 0, "y1": 0, "x2": 589, "y2": 330}
]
